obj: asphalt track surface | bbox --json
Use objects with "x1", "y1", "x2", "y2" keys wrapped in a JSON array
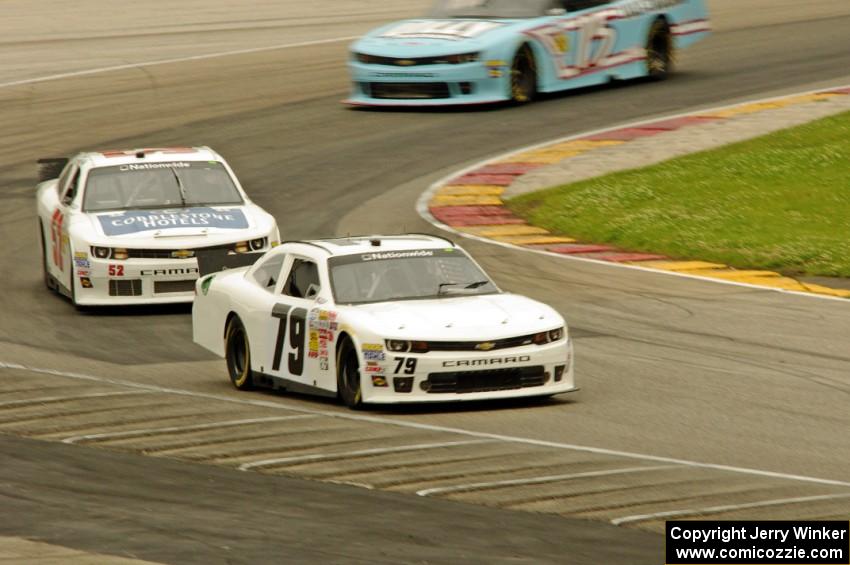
[{"x1": 2, "y1": 1, "x2": 850, "y2": 563}]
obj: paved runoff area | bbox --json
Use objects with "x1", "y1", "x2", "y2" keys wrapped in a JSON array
[{"x1": 423, "y1": 87, "x2": 850, "y2": 299}]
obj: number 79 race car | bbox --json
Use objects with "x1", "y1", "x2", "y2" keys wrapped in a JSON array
[
  {"x1": 192, "y1": 235, "x2": 576, "y2": 408},
  {"x1": 346, "y1": 0, "x2": 710, "y2": 106},
  {"x1": 36, "y1": 147, "x2": 280, "y2": 307}
]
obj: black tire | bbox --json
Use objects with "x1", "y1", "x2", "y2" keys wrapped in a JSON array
[
  {"x1": 646, "y1": 19, "x2": 673, "y2": 81},
  {"x1": 38, "y1": 221, "x2": 57, "y2": 292},
  {"x1": 225, "y1": 317, "x2": 254, "y2": 390},
  {"x1": 336, "y1": 339, "x2": 363, "y2": 409},
  {"x1": 510, "y1": 44, "x2": 537, "y2": 104}
]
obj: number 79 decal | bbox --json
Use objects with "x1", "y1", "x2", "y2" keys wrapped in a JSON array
[{"x1": 271, "y1": 304, "x2": 308, "y2": 376}]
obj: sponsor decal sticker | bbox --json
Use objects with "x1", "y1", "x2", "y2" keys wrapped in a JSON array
[
  {"x1": 96, "y1": 207, "x2": 249, "y2": 236},
  {"x1": 362, "y1": 250, "x2": 434, "y2": 262},
  {"x1": 74, "y1": 251, "x2": 88, "y2": 260},
  {"x1": 380, "y1": 20, "x2": 504, "y2": 41},
  {"x1": 309, "y1": 309, "x2": 337, "y2": 371},
  {"x1": 371, "y1": 375, "x2": 388, "y2": 387},
  {"x1": 364, "y1": 350, "x2": 386, "y2": 361},
  {"x1": 74, "y1": 259, "x2": 91, "y2": 269}
]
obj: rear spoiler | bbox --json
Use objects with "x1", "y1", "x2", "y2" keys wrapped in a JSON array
[
  {"x1": 196, "y1": 249, "x2": 264, "y2": 278},
  {"x1": 37, "y1": 158, "x2": 69, "y2": 183}
]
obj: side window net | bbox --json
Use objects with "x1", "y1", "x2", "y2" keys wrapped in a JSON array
[{"x1": 284, "y1": 259, "x2": 321, "y2": 299}]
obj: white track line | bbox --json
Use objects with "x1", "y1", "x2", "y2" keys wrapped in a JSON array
[
  {"x1": 239, "y1": 439, "x2": 495, "y2": 471},
  {"x1": 0, "y1": 36, "x2": 358, "y2": 90},
  {"x1": 416, "y1": 464, "x2": 679, "y2": 497},
  {"x1": 4, "y1": 360, "x2": 850, "y2": 489},
  {"x1": 62, "y1": 414, "x2": 317, "y2": 445},
  {"x1": 611, "y1": 493, "x2": 850, "y2": 526},
  {"x1": 0, "y1": 390, "x2": 149, "y2": 409},
  {"x1": 416, "y1": 82, "x2": 850, "y2": 305}
]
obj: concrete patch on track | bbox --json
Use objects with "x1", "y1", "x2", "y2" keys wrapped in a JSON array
[
  {"x1": 418, "y1": 85, "x2": 850, "y2": 301},
  {"x1": 2, "y1": 358, "x2": 849, "y2": 534}
]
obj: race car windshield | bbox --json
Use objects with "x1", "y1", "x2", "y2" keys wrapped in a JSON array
[
  {"x1": 329, "y1": 249, "x2": 499, "y2": 305},
  {"x1": 428, "y1": 0, "x2": 553, "y2": 18},
  {"x1": 83, "y1": 162, "x2": 244, "y2": 212}
]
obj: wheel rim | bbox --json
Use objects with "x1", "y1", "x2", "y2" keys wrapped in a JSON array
[{"x1": 511, "y1": 48, "x2": 535, "y2": 102}]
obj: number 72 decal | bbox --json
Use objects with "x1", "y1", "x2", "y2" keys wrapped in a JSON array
[{"x1": 271, "y1": 304, "x2": 308, "y2": 376}]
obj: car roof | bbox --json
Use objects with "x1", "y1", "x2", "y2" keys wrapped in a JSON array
[
  {"x1": 281, "y1": 235, "x2": 457, "y2": 258},
  {"x1": 77, "y1": 146, "x2": 222, "y2": 169}
]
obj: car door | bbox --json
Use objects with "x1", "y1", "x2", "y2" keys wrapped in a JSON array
[
  {"x1": 559, "y1": 0, "x2": 619, "y2": 79},
  {"x1": 237, "y1": 252, "x2": 289, "y2": 375},
  {"x1": 49, "y1": 163, "x2": 81, "y2": 286},
  {"x1": 264, "y1": 255, "x2": 328, "y2": 390}
]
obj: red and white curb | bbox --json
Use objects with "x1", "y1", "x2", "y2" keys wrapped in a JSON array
[{"x1": 417, "y1": 84, "x2": 850, "y2": 301}]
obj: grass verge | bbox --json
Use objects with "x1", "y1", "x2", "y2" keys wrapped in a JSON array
[{"x1": 508, "y1": 111, "x2": 850, "y2": 278}]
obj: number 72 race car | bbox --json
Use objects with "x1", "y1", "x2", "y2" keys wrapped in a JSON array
[
  {"x1": 36, "y1": 147, "x2": 280, "y2": 307},
  {"x1": 346, "y1": 0, "x2": 710, "y2": 106},
  {"x1": 192, "y1": 235, "x2": 576, "y2": 408}
]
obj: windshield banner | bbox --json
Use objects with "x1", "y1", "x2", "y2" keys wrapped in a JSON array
[{"x1": 96, "y1": 207, "x2": 249, "y2": 236}]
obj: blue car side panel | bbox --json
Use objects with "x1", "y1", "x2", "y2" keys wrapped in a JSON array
[{"x1": 346, "y1": 0, "x2": 709, "y2": 106}]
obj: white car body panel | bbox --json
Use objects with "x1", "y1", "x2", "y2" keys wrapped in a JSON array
[
  {"x1": 193, "y1": 236, "x2": 576, "y2": 406},
  {"x1": 35, "y1": 147, "x2": 280, "y2": 306}
]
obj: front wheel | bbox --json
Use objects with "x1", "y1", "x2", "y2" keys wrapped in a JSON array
[
  {"x1": 225, "y1": 317, "x2": 254, "y2": 390},
  {"x1": 510, "y1": 45, "x2": 537, "y2": 104},
  {"x1": 336, "y1": 339, "x2": 363, "y2": 409},
  {"x1": 646, "y1": 19, "x2": 673, "y2": 81},
  {"x1": 39, "y1": 221, "x2": 57, "y2": 292}
]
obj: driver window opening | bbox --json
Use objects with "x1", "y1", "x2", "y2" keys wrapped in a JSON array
[
  {"x1": 284, "y1": 259, "x2": 321, "y2": 299},
  {"x1": 62, "y1": 169, "x2": 81, "y2": 205}
]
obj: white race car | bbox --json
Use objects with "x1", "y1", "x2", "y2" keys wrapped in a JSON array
[
  {"x1": 193, "y1": 235, "x2": 576, "y2": 408},
  {"x1": 35, "y1": 147, "x2": 280, "y2": 307}
]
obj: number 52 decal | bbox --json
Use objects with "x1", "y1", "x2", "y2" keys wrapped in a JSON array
[{"x1": 271, "y1": 304, "x2": 307, "y2": 376}]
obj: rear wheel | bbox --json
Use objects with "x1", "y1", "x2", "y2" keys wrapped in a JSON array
[
  {"x1": 336, "y1": 339, "x2": 363, "y2": 409},
  {"x1": 225, "y1": 317, "x2": 254, "y2": 390},
  {"x1": 646, "y1": 19, "x2": 673, "y2": 80},
  {"x1": 510, "y1": 44, "x2": 537, "y2": 103}
]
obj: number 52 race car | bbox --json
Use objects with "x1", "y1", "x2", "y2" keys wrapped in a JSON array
[
  {"x1": 36, "y1": 147, "x2": 280, "y2": 307},
  {"x1": 192, "y1": 235, "x2": 576, "y2": 408},
  {"x1": 347, "y1": 0, "x2": 710, "y2": 106}
]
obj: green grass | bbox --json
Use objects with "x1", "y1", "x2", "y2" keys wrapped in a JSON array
[{"x1": 508, "y1": 111, "x2": 850, "y2": 278}]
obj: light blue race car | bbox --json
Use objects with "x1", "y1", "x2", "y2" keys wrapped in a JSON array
[{"x1": 346, "y1": 0, "x2": 710, "y2": 107}]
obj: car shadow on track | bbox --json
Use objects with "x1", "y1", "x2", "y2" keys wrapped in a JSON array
[
  {"x1": 345, "y1": 75, "x2": 676, "y2": 114},
  {"x1": 247, "y1": 385, "x2": 577, "y2": 416}
]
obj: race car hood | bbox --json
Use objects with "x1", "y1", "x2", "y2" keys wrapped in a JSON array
[
  {"x1": 353, "y1": 19, "x2": 528, "y2": 57},
  {"x1": 82, "y1": 204, "x2": 275, "y2": 246},
  {"x1": 348, "y1": 293, "x2": 564, "y2": 341}
]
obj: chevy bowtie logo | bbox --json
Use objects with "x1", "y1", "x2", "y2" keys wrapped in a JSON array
[
  {"x1": 475, "y1": 342, "x2": 496, "y2": 351},
  {"x1": 171, "y1": 249, "x2": 195, "y2": 259},
  {"x1": 396, "y1": 59, "x2": 416, "y2": 66}
]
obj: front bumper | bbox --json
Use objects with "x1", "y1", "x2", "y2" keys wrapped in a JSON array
[
  {"x1": 346, "y1": 60, "x2": 510, "y2": 107},
  {"x1": 73, "y1": 257, "x2": 201, "y2": 306},
  {"x1": 361, "y1": 339, "x2": 575, "y2": 404}
]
